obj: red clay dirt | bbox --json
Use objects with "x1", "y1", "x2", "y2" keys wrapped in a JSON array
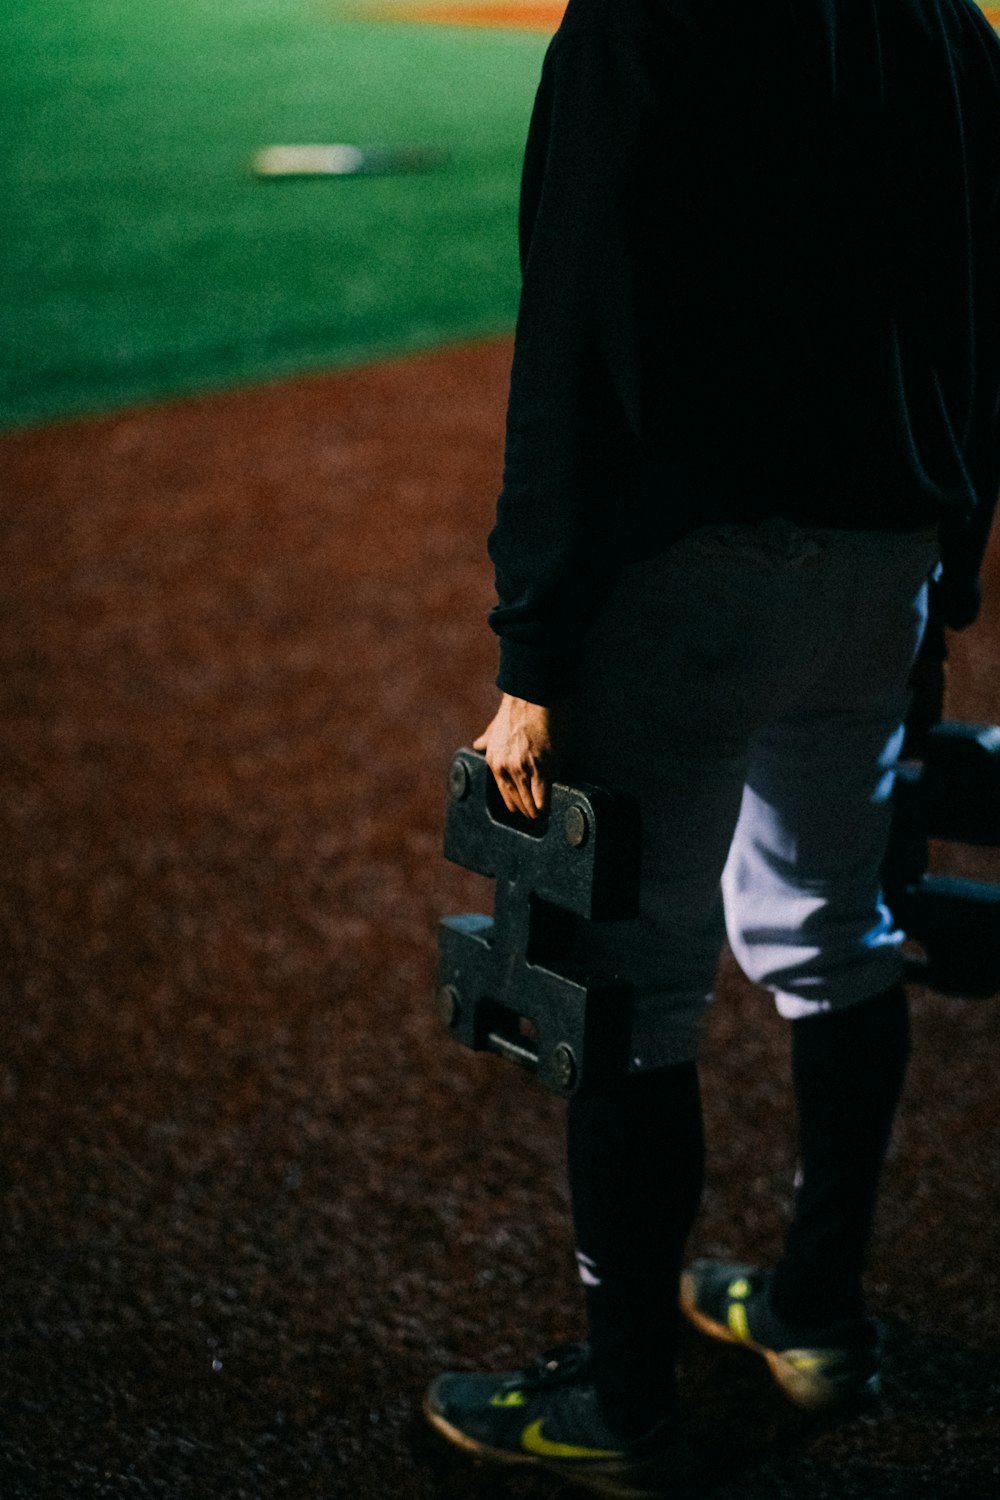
[{"x1": 0, "y1": 339, "x2": 998, "y2": 1498}]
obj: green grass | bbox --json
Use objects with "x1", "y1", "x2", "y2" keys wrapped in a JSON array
[{"x1": 0, "y1": 0, "x2": 548, "y2": 427}]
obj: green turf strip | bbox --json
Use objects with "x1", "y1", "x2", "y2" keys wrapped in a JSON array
[{"x1": 1, "y1": 0, "x2": 549, "y2": 428}]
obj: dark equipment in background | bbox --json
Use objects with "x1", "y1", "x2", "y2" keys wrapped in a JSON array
[
  {"x1": 437, "y1": 724, "x2": 1000, "y2": 1098},
  {"x1": 885, "y1": 721, "x2": 1000, "y2": 997}
]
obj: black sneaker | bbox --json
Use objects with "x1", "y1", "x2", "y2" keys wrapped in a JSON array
[
  {"x1": 423, "y1": 1342, "x2": 696, "y2": 1498},
  {"x1": 679, "y1": 1259, "x2": 882, "y2": 1412}
]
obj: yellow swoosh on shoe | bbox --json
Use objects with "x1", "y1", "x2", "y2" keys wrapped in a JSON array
[
  {"x1": 520, "y1": 1418, "x2": 623, "y2": 1460},
  {"x1": 726, "y1": 1278, "x2": 753, "y2": 1343},
  {"x1": 490, "y1": 1390, "x2": 526, "y2": 1407},
  {"x1": 727, "y1": 1297, "x2": 752, "y2": 1343}
]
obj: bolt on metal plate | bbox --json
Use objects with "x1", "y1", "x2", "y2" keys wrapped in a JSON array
[
  {"x1": 563, "y1": 804, "x2": 589, "y2": 848},
  {"x1": 437, "y1": 985, "x2": 460, "y2": 1028},
  {"x1": 448, "y1": 759, "x2": 471, "y2": 802},
  {"x1": 552, "y1": 1043, "x2": 578, "y2": 1091}
]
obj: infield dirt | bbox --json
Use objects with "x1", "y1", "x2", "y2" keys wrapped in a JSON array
[{"x1": 1, "y1": 340, "x2": 998, "y2": 1497}]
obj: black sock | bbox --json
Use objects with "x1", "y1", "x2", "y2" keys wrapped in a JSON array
[
  {"x1": 565, "y1": 1061, "x2": 704, "y2": 1438},
  {"x1": 771, "y1": 982, "x2": 910, "y2": 1327}
]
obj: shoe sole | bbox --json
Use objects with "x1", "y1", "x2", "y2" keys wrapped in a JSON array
[
  {"x1": 678, "y1": 1270, "x2": 880, "y2": 1413},
  {"x1": 422, "y1": 1391, "x2": 672, "y2": 1498}
]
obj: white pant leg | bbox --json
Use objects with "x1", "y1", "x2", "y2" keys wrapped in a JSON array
[
  {"x1": 723, "y1": 714, "x2": 909, "y2": 1016},
  {"x1": 565, "y1": 520, "x2": 831, "y2": 1067},
  {"x1": 722, "y1": 526, "x2": 940, "y2": 1017},
  {"x1": 566, "y1": 518, "x2": 938, "y2": 1061}
]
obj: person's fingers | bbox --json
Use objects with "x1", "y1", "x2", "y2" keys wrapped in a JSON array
[
  {"x1": 522, "y1": 777, "x2": 543, "y2": 819},
  {"x1": 474, "y1": 710, "x2": 553, "y2": 818},
  {"x1": 502, "y1": 766, "x2": 535, "y2": 820},
  {"x1": 493, "y1": 763, "x2": 535, "y2": 820},
  {"x1": 529, "y1": 762, "x2": 550, "y2": 816},
  {"x1": 495, "y1": 769, "x2": 519, "y2": 816},
  {"x1": 513, "y1": 759, "x2": 549, "y2": 819}
]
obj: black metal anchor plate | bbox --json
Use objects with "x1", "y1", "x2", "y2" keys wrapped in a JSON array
[
  {"x1": 436, "y1": 747, "x2": 641, "y2": 1097},
  {"x1": 437, "y1": 719, "x2": 1000, "y2": 1100}
]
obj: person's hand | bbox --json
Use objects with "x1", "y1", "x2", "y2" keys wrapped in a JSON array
[{"x1": 473, "y1": 692, "x2": 568, "y2": 819}]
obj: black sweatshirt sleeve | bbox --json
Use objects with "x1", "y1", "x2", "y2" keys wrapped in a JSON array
[{"x1": 486, "y1": 1, "x2": 667, "y2": 705}]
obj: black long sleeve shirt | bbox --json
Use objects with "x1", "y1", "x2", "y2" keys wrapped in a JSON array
[{"x1": 487, "y1": 0, "x2": 1000, "y2": 705}]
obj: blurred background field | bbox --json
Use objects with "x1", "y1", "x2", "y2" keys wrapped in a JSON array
[
  {"x1": 1, "y1": 0, "x2": 552, "y2": 427},
  {"x1": 4, "y1": 1, "x2": 999, "y2": 429},
  {"x1": 1, "y1": 4, "x2": 999, "y2": 1498}
]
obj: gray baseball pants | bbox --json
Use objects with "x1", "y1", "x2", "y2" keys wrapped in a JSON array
[{"x1": 563, "y1": 515, "x2": 941, "y2": 1070}]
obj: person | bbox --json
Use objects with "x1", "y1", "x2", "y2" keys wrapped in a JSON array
[{"x1": 423, "y1": 2, "x2": 1000, "y2": 1494}]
